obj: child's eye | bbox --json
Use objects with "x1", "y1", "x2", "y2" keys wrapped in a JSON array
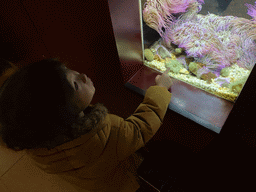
[{"x1": 74, "y1": 82, "x2": 78, "y2": 90}]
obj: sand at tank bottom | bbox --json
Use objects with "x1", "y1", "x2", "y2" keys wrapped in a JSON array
[{"x1": 144, "y1": 60, "x2": 250, "y2": 102}]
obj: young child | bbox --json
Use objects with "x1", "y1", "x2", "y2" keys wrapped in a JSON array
[{"x1": 0, "y1": 58, "x2": 172, "y2": 192}]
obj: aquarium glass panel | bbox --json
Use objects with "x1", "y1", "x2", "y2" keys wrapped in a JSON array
[
  {"x1": 140, "y1": 0, "x2": 256, "y2": 132},
  {"x1": 141, "y1": 0, "x2": 256, "y2": 103}
]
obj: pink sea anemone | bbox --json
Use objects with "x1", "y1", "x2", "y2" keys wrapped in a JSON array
[
  {"x1": 224, "y1": 42, "x2": 239, "y2": 64},
  {"x1": 230, "y1": 17, "x2": 256, "y2": 39},
  {"x1": 230, "y1": 2, "x2": 256, "y2": 40},
  {"x1": 143, "y1": 0, "x2": 205, "y2": 37},
  {"x1": 237, "y1": 37, "x2": 256, "y2": 70},
  {"x1": 143, "y1": 0, "x2": 256, "y2": 73},
  {"x1": 169, "y1": 20, "x2": 222, "y2": 59},
  {"x1": 143, "y1": 4, "x2": 167, "y2": 36},
  {"x1": 207, "y1": 47, "x2": 231, "y2": 71},
  {"x1": 245, "y1": 2, "x2": 256, "y2": 21},
  {"x1": 164, "y1": 0, "x2": 192, "y2": 14}
]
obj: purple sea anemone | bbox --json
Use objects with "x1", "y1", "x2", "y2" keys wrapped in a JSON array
[
  {"x1": 245, "y1": 2, "x2": 256, "y2": 21},
  {"x1": 143, "y1": 0, "x2": 256, "y2": 73}
]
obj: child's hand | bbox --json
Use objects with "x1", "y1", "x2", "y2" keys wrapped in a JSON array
[{"x1": 155, "y1": 67, "x2": 173, "y2": 90}]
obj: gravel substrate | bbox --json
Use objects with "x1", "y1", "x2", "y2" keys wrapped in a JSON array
[{"x1": 144, "y1": 59, "x2": 251, "y2": 102}]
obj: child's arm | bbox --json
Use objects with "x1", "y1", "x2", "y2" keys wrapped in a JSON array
[{"x1": 110, "y1": 85, "x2": 172, "y2": 162}]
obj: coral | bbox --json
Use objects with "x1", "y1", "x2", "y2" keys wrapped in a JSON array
[
  {"x1": 229, "y1": 77, "x2": 247, "y2": 94},
  {"x1": 144, "y1": 49, "x2": 154, "y2": 61},
  {"x1": 215, "y1": 77, "x2": 230, "y2": 88},
  {"x1": 172, "y1": 48, "x2": 185, "y2": 57},
  {"x1": 188, "y1": 62, "x2": 205, "y2": 75},
  {"x1": 200, "y1": 72, "x2": 217, "y2": 84},
  {"x1": 188, "y1": 62, "x2": 198, "y2": 75},
  {"x1": 175, "y1": 48, "x2": 183, "y2": 53},
  {"x1": 185, "y1": 57, "x2": 195, "y2": 65},
  {"x1": 220, "y1": 68, "x2": 230, "y2": 77},
  {"x1": 165, "y1": 59, "x2": 183, "y2": 73}
]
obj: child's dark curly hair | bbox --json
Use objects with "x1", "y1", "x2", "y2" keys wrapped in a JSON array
[{"x1": 0, "y1": 58, "x2": 108, "y2": 151}]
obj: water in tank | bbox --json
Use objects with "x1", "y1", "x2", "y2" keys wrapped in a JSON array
[{"x1": 140, "y1": 0, "x2": 256, "y2": 103}]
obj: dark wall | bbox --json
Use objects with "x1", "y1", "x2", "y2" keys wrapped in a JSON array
[{"x1": 0, "y1": 0, "x2": 46, "y2": 65}]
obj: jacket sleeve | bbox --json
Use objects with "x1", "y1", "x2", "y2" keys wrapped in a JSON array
[{"x1": 114, "y1": 85, "x2": 172, "y2": 161}]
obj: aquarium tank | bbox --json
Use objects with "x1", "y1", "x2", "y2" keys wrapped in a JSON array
[{"x1": 141, "y1": 0, "x2": 256, "y2": 103}]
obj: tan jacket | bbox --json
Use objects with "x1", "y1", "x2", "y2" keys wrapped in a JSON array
[{"x1": 25, "y1": 86, "x2": 172, "y2": 192}]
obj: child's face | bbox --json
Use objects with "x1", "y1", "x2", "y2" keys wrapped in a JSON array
[{"x1": 65, "y1": 66, "x2": 95, "y2": 113}]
